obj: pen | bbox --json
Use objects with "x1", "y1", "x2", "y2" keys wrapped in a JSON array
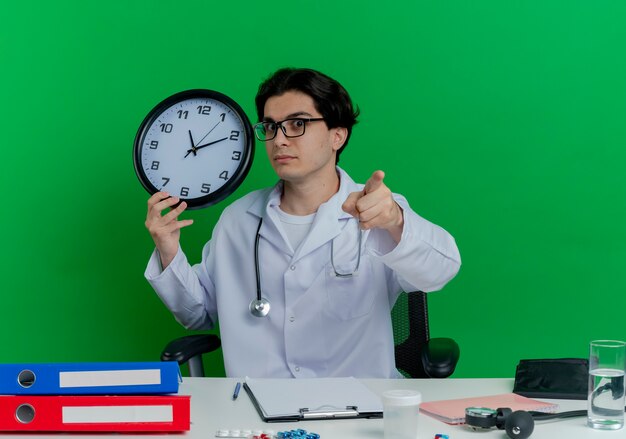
[{"x1": 232, "y1": 382, "x2": 241, "y2": 400}]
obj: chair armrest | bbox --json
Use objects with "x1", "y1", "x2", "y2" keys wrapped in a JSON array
[
  {"x1": 421, "y1": 337, "x2": 460, "y2": 378},
  {"x1": 161, "y1": 334, "x2": 221, "y2": 364}
]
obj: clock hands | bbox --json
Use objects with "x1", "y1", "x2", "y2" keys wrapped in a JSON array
[
  {"x1": 186, "y1": 130, "x2": 198, "y2": 156},
  {"x1": 195, "y1": 120, "x2": 221, "y2": 146},
  {"x1": 185, "y1": 117, "x2": 227, "y2": 157},
  {"x1": 184, "y1": 136, "x2": 228, "y2": 158},
  {"x1": 196, "y1": 136, "x2": 228, "y2": 150}
]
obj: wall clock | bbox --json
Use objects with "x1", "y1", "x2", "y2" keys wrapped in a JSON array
[{"x1": 133, "y1": 89, "x2": 254, "y2": 209}]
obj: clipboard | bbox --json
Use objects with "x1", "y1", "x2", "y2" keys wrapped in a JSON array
[{"x1": 243, "y1": 377, "x2": 383, "y2": 422}]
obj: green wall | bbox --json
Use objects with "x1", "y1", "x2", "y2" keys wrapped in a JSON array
[{"x1": 2, "y1": 1, "x2": 625, "y2": 378}]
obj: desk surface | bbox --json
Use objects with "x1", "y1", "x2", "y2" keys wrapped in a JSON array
[{"x1": 3, "y1": 377, "x2": 619, "y2": 439}]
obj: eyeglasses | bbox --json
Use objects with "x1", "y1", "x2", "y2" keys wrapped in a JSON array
[{"x1": 253, "y1": 117, "x2": 325, "y2": 141}]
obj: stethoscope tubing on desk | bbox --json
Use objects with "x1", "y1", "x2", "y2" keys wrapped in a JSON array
[
  {"x1": 528, "y1": 410, "x2": 587, "y2": 420},
  {"x1": 528, "y1": 383, "x2": 625, "y2": 421},
  {"x1": 530, "y1": 405, "x2": 626, "y2": 421}
]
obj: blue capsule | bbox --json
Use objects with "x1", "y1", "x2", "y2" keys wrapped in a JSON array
[{"x1": 277, "y1": 429, "x2": 320, "y2": 439}]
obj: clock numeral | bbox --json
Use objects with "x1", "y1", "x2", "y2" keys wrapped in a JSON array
[
  {"x1": 180, "y1": 187, "x2": 189, "y2": 197},
  {"x1": 219, "y1": 171, "x2": 229, "y2": 181},
  {"x1": 160, "y1": 123, "x2": 173, "y2": 133},
  {"x1": 232, "y1": 151, "x2": 241, "y2": 161},
  {"x1": 177, "y1": 110, "x2": 189, "y2": 119},
  {"x1": 219, "y1": 113, "x2": 226, "y2": 122},
  {"x1": 197, "y1": 105, "x2": 211, "y2": 115},
  {"x1": 162, "y1": 177, "x2": 170, "y2": 187},
  {"x1": 230, "y1": 130, "x2": 240, "y2": 141},
  {"x1": 149, "y1": 140, "x2": 159, "y2": 149},
  {"x1": 151, "y1": 161, "x2": 160, "y2": 170},
  {"x1": 201, "y1": 183, "x2": 211, "y2": 194}
]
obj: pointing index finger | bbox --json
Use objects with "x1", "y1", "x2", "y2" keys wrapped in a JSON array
[{"x1": 364, "y1": 170, "x2": 385, "y2": 194}]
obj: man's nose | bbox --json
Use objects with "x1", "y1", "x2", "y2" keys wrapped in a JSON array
[{"x1": 272, "y1": 126, "x2": 289, "y2": 146}]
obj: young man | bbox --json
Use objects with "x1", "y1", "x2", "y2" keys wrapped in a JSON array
[{"x1": 144, "y1": 68, "x2": 461, "y2": 378}]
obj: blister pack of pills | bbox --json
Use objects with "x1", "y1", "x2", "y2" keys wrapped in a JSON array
[{"x1": 214, "y1": 428, "x2": 320, "y2": 439}]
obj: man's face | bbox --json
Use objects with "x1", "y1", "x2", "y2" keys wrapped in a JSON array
[{"x1": 262, "y1": 91, "x2": 346, "y2": 184}]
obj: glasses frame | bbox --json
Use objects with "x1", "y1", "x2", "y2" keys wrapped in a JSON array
[{"x1": 253, "y1": 117, "x2": 325, "y2": 141}]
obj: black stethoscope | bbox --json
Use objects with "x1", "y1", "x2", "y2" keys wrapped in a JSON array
[{"x1": 249, "y1": 217, "x2": 363, "y2": 317}]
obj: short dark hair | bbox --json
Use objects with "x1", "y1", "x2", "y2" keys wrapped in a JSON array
[{"x1": 255, "y1": 67, "x2": 359, "y2": 164}]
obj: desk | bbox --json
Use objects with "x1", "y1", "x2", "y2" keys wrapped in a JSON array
[
  {"x1": 189, "y1": 378, "x2": 602, "y2": 439},
  {"x1": 1, "y1": 378, "x2": 614, "y2": 439}
]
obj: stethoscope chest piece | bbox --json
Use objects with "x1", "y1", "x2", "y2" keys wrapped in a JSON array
[{"x1": 249, "y1": 298, "x2": 271, "y2": 317}]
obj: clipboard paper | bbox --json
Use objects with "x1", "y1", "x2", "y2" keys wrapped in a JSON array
[
  {"x1": 243, "y1": 377, "x2": 383, "y2": 422},
  {"x1": 419, "y1": 393, "x2": 559, "y2": 425}
]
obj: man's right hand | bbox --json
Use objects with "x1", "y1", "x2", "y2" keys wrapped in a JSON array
[{"x1": 145, "y1": 192, "x2": 194, "y2": 269}]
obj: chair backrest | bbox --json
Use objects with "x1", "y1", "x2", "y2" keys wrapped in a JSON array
[{"x1": 391, "y1": 291, "x2": 431, "y2": 378}]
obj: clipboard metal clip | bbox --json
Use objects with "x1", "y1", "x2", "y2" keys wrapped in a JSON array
[{"x1": 299, "y1": 406, "x2": 359, "y2": 419}]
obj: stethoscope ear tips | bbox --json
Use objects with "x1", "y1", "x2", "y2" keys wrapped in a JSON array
[{"x1": 249, "y1": 298, "x2": 271, "y2": 317}]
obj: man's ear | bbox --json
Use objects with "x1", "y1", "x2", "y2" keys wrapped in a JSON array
[{"x1": 331, "y1": 127, "x2": 348, "y2": 151}]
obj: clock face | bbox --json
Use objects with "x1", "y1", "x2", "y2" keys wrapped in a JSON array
[{"x1": 133, "y1": 89, "x2": 254, "y2": 209}]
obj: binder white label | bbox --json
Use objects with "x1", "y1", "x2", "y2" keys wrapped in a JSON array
[
  {"x1": 62, "y1": 405, "x2": 173, "y2": 423},
  {"x1": 59, "y1": 370, "x2": 162, "y2": 388}
]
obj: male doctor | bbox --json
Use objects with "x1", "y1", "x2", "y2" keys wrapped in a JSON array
[{"x1": 144, "y1": 67, "x2": 461, "y2": 378}]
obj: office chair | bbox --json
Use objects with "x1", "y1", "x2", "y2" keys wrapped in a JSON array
[
  {"x1": 391, "y1": 291, "x2": 459, "y2": 378},
  {"x1": 161, "y1": 291, "x2": 459, "y2": 378}
]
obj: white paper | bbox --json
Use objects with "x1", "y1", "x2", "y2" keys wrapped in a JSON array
[
  {"x1": 59, "y1": 369, "x2": 161, "y2": 388},
  {"x1": 62, "y1": 405, "x2": 173, "y2": 424}
]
